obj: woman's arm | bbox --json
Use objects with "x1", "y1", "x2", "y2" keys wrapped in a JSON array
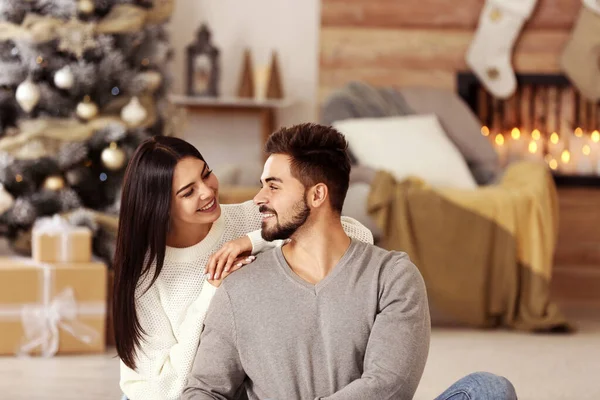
[{"x1": 120, "y1": 279, "x2": 217, "y2": 400}]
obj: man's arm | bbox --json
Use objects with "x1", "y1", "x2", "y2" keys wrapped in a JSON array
[
  {"x1": 321, "y1": 255, "x2": 431, "y2": 400},
  {"x1": 181, "y1": 286, "x2": 246, "y2": 400}
]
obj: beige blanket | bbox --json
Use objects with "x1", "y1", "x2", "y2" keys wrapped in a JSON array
[{"x1": 368, "y1": 161, "x2": 570, "y2": 331}]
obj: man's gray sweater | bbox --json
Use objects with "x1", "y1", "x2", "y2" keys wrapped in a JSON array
[{"x1": 182, "y1": 240, "x2": 430, "y2": 400}]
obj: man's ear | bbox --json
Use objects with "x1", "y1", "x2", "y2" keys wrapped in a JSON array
[{"x1": 307, "y1": 183, "x2": 328, "y2": 208}]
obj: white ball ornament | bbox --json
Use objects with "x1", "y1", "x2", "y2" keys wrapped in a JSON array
[
  {"x1": 54, "y1": 66, "x2": 75, "y2": 89},
  {"x1": 0, "y1": 184, "x2": 14, "y2": 215},
  {"x1": 15, "y1": 79, "x2": 41, "y2": 113},
  {"x1": 121, "y1": 96, "x2": 147, "y2": 127}
]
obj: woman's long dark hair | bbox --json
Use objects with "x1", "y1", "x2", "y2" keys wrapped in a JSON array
[{"x1": 113, "y1": 136, "x2": 205, "y2": 370}]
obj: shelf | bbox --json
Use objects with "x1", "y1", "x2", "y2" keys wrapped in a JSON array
[
  {"x1": 169, "y1": 95, "x2": 292, "y2": 109},
  {"x1": 553, "y1": 174, "x2": 600, "y2": 187}
]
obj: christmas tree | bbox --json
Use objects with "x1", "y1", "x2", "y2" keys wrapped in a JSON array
[{"x1": 0, "y1": 0, "x2": 175, "y2": 264}]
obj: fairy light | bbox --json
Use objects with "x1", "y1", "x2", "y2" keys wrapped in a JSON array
[
  {"x1": 549, "y1": 159, "x2": 558, "y2": 170},
  {"x1": 550, "y1": 132, "x2": 559, "y2": 144},
  {"x1": 574, "y1": 127, "x2": 583, "y2": 137},
  {"x1": 583, "y1": 144, "x2": 591, "y2": 156},
  {"x1": 511, "y1": 128, "x2": 521, "y2": 140},
  {"x1": 592, "y1": 130, "x2": 600, "y2": 143},
  {"x1": 528, "y1": 140, "x2": 538, "y2": 154},
  {"x1": 531, "y1": 129, "x2": 541, "y2": 140},
  {"x1": 495, "y1": 134, "x2": 504, "y2": 146},
  {"x1": 561, "y1": 150, "x2": 571, "y2": 164},
  {"x1": 481, "y1": 126, "x2": 490, "y2": 137}
]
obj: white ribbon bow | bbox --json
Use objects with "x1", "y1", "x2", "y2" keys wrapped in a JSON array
[
  {"x1": 33, "y1": 214, "x2": 73, "y2": 234},
  {"x1": 18, "y1": 287, "x2": 100, "y2": 358}
]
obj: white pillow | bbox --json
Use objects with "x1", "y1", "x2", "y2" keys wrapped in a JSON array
[{"x1": 334, "y1": 114, "x2": 478, "y2": 190}]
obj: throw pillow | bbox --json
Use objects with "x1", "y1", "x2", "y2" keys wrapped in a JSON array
[{"x1": 334, "y1": 114, "x2": 478, "y2": 190}]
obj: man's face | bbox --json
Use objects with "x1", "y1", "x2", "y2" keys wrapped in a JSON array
[{"x1": 254, "y1": 154, "x2": 310, "y2": 241}]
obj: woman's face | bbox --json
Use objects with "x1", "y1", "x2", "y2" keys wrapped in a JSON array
[{"x1": 170, "y1": 156, "x2": 221, "y2": 227}]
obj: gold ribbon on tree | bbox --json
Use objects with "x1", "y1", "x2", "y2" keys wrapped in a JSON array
[
  {"x1": 0, "y1": 95, "x2": 158, "y2": 159},
  {"x1": 0, "y1": 2, "x2": 174, "y2": 44}
]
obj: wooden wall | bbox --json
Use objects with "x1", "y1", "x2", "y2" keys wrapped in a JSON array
[
  {"x1": 320, "y1": 1, "x2": 600, "y2": 308},
  {"x1": 319, "y1": 0, "x2": 579, "y2": 102}
]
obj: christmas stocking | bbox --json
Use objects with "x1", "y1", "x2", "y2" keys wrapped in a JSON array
[
  {"x1": 560, "y1": 0, "x2": 600, "y2": 101},
  {"x1": 466, "y1": 0, "x2": 538, "y2": 99}
]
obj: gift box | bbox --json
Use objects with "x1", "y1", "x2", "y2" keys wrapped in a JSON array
[
  {"x1": 0, "y1": 257, "x2": 107, "y2": 356},
  {"x1": 106, "y1": 269, "x2": 115, "y2": 346},
  {"x1": 32, "y1": 215, "x2": 92, "y2": 263}
]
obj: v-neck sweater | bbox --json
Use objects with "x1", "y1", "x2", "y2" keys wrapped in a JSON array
[{"x1": 183, "y1": 240, "x2": 431, "y2": 400}]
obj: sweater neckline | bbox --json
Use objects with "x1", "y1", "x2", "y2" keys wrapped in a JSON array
[
  {"x1": 274, "y1": 238, "x2": 358, "y2": 295},
  {"x1": 164, "y1": 213, "x2": 225, "y2": 264}
]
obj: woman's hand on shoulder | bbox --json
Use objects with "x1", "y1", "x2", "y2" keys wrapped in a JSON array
[
  {"x1": 207, "y1": 254, "x2": 255, "y2": 287},
  {"x1": 206, "y1": 236, "x2": 253, "y2": 281}
]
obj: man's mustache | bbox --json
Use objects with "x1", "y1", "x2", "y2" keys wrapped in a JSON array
[{"x1": 259, "y1": 206, "x2": 277, "y2": 215}]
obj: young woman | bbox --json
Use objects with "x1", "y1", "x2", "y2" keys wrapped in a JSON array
[{"x1": 113, "y1": 136, "x2": 373, "y2": 400}]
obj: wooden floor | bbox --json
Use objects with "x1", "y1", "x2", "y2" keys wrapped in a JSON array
[{"x1": 1, "y1": 310, "x2": 598, "y2": 400}]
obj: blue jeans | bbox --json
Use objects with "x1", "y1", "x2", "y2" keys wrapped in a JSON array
[{"x1": 434, "y1": 372, "x2": 517, "y2": 400}]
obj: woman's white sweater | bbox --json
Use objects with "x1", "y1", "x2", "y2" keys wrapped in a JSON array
[{"x1": 120, "y1": 201, "x2": 373, "y2": 400}]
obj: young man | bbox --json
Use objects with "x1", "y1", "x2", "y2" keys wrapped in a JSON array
[{"x1": 182, "y1": 123, "x2": 516, "y2": 400}]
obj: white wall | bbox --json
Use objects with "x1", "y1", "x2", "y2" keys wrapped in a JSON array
[{"x1": 168, "y1": 0, "x2": 320, "y2": 174}]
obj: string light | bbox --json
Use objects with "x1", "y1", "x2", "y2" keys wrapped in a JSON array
[
  {"x1": 528, "y1": 140, "x2": 538, "y2": 154},
  {"x1": 495, "y1": 134, "x2": 504, "y2": 146},
  {"x1": 481, "y1": 126, "x2": 490, "y2": 137},
  {"x1": 511, "y1": 128, "x2": 521, "y2": 140},
  {"x1": 531, "y1": 129, "x2": 541, "y2": 140},
  {"x1": 592, "y1": 130, "x2": 600, "y2": 143},
  {"x1": 550, "y1": 132, "x2": 559, "y2": 144},
  {"x1": 574, "y1": 127, "x2": 583, "y2": 137},
  {"x1": 582, "y1": 144, "x2": 591, "y2": 156},
  {"x1": 561, "y1": 150, "x2": 571, "y2": 164},
  {"x1": 549, "y1": 159, "x2": 558, "y2": 170}
]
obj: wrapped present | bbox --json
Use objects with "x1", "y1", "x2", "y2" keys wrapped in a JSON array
[
  {"x1": 32, "y1": 215, "x2": 92, "y2": 263},
  {"x1": 0, "y1": 257, "x2": 107, "y2": 356},
  {"x1": 106, "y1": 269, "x2": 115, "y2": 346}
]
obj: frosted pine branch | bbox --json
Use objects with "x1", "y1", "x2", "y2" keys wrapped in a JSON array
[
  {"x1": 0, "y1": 61, "x2": 27, "y2": 86},
  {"x1": 34, "y1": 0, "x2": 77, "y2": 19}
]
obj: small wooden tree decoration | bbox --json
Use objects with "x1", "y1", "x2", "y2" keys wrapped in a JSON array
[
  {"x1": 266, "y1": 51, "x2": 284, "y2": 99},
  {"x1": 237, "y1": 49, "x2": 254, "y2": 98}
]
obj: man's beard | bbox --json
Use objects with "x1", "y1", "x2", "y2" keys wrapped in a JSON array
[{"x1": 260, "y1": 195, "x2": 311, "y2": 242}]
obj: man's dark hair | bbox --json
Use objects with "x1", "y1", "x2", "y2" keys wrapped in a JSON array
[{"x1": 265, "y1": 123, "x2": 351, "y2": 214}]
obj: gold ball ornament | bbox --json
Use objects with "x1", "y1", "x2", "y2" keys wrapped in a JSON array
[
  {"x1": 139, "y1": 71, "x2": 163, "y2": 92},
  {"x1": 121, "y1": 96, "x2": 147, "y2": 127},
  {"x1": 43, "y1": 176, "x2": 66, "y2": 191},
  {"x1": 101, "y1": 142, "x2": 126, "y2": 171},
  {"x1": 78, "y1": 0, "x2": 95, "y2": 14},
  {"x1": 15, "y1": 79, "x2": 41, "y2": 113},
  {"x1": 76, "y1": 95, "x2": 99, "y2": 120}
]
